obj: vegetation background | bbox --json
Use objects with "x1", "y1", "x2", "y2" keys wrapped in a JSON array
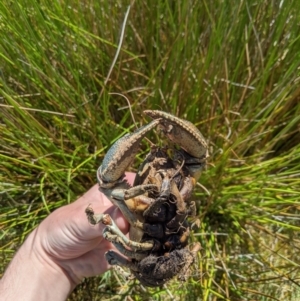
[{"x1": 1, "y1": 0, "x2": 300, "y2": 300}]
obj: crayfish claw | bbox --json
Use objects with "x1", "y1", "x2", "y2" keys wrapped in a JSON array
[
  {"x1": 144, "y1": 110, "x2": 208, "y2": 160},
  {"x1": 98, "y1": 119, "x2": 160, "y2": 188}
]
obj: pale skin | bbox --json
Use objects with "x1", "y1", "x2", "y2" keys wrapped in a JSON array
[{"x1": 0, "y1": 173, "x2": 135, "y2": 301}]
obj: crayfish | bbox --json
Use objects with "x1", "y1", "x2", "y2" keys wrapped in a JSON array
[{"x1": 86, "y1": 110, "x2": 208, "y2": 287}]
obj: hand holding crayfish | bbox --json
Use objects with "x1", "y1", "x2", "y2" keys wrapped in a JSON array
[{"x1": 0, "y1": 174, "x2": 135, "y2": 301}]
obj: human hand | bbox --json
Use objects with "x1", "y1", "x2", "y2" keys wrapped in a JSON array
[
  {"x1": 0, "y1": 173, "x2": 135, "y2": 301},
  {"x1": 37, "y1": 172, "x2": 135, "y2": 282}
]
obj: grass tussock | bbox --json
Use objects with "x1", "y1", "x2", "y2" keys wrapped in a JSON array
[{"x1": 1, "y1": 0, "x2": 300, "y2": 300}]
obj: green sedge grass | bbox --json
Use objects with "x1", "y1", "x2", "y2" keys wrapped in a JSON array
[{"x1": 1, "y1": 1, "x2": 300, "y2": 300}]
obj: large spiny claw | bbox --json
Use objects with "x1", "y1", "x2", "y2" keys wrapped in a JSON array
[
  {"x1": 98, "y1": 119, "x2": 160, "y2": 189},
  {"x1": 144, "y1": 110, "x2": 208, "y2": 181},
  {"x1": 144, "y1": 110, "x2": 208, "y2": 159}
]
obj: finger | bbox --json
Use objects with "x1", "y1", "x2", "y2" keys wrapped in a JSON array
[
  {"x1": 125, "y1": 172, "x2": 136, "y2": 186},
  {"x1": 111, "y1": 207, "x2": 129, "y2": 234},
  {"x1": 61, "y1": 240, "x2": 113, "y2": 278}
]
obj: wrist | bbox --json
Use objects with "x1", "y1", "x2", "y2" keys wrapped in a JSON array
[{"x1": 0, "y1": 228, "x2": 75, "y2": 301}]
